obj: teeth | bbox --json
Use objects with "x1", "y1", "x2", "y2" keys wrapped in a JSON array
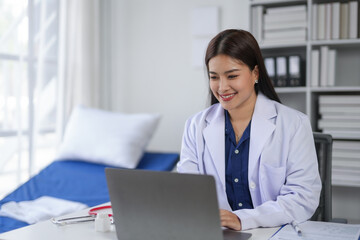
[{"x1": 222, "y1": 94, "x2": 234, "y2": 99}]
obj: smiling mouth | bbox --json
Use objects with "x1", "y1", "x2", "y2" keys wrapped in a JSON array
[{"x1": 220, "y1": 93, "x2": 236, "y2": 101}]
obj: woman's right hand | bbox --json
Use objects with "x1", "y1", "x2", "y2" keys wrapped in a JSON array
[{"x1": 219, "y1": 209, "x2": 242, "y2": 231}]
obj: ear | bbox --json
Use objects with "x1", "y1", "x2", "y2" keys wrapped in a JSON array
[{"x1": 252, "y1": 65, "x2": 259, "y2": 80}]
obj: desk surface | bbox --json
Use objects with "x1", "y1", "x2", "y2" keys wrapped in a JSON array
[{"x1": 0, "y1": 206, "x2": 279, "y2": 240}]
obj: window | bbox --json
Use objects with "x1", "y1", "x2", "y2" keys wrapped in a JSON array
[{"x1": 0, "y1": 0, "x2": 60, "y2": 198}]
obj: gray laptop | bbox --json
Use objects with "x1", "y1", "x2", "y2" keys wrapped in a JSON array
[{"x1": 105, "y1": 168, "x2": 252, "y2": 240}]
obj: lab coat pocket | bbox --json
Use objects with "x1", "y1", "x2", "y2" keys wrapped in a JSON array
[{"x1": 260, "y1": 163, "x2": 286, "y2": 200}]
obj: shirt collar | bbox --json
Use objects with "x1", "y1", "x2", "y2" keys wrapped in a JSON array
[{"x1": 224, "y1": 110, "x2": 251, "y2": 145}]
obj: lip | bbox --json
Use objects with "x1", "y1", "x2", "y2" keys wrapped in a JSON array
[{"x1": 219, "y1": 93, "x2": 236, "y2": 102}]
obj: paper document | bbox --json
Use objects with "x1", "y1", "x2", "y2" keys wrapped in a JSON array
[
  {"x1": 0, "y1": 196, "x2": 88, "y2": 224},
  {"x1": 270, "y1": 221, "x2": 360, "y2": 240}
]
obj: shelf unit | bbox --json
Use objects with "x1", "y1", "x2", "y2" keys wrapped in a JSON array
[{"x1": 249, "y1": 0, "x2": 360, "y2": 189}]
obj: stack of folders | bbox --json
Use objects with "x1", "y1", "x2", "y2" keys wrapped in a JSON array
[
  {"x1": 312, "y1": 1, "x2": 359, "y2": 40},
  {"x1": 264, "y1": 55, "x2": 304, "y2": 87},
  {"x1": 318, "y1": 95, "x2": 360, "y2": 139},
  {"x1": 262, "y1": 5, "x2": 307, "y2": 45},
  {"x1": 251, "y1": 4, "x2": 307, "y2": 44},
  {"x1": 318, "y1": 95, "x2": 360, "y2": 187},
  {"x1": 332, "y1": 140, "x2": 360, "y2": 187},
  {"x1": 311, "y1": 46, "x2": 336, "y2": 87}
]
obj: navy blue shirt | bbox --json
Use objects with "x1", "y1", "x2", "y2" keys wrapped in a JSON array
[{"x1": 224, "y1": 110, "x2": 254, "y2": 210}]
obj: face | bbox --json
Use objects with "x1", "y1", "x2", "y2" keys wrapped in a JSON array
[{"x1": 208, "y1": 54, "x2": 259, "y2": 114}]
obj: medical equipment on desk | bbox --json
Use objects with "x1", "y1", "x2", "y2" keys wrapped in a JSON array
[
  {"x1": 51, "y1": 205, "x2": 112, "y2": 225},
  {"x1": 95, "y1": 213, "x2": 111, "y2": 232}
]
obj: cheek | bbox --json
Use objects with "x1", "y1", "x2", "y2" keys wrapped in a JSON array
[
  {"x1": 209, "y1": 81, "x2": 218, "y2": 93},
  {"x1": 231, "y1": 80, "x2": 246, "y2": 90},
  {"x1": 238, "y1": 77, "x2": 254, "y2": 89}
]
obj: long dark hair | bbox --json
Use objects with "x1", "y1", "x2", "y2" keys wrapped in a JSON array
[{"x1": 205, "y1": 29, "x2": 280, "y2": 105}]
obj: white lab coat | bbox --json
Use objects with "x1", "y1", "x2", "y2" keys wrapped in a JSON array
[{"x1": 177, "y1": 93, "x2": 321, "y2": 230}]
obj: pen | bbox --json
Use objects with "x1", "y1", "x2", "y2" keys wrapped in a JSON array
[{"x1": 291, "y1": 221, "x2": 302, "y2": 237}]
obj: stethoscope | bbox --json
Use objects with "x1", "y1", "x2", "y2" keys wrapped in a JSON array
[{"x1": 51, "y1": 205, "x2": 112, "y2": 225}]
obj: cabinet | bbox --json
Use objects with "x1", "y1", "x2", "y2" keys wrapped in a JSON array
[{"x1": 249, "y1": 0, "x2": 360, "y2": 188}]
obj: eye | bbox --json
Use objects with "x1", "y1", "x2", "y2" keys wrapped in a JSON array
[
  {"x1": 209, "y1": 75, "x2": 218, "y2": 80},
  {"x1": 228, "y1": 75, "x2": 238, "y2": 79}
]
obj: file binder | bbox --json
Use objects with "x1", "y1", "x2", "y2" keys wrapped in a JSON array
[
  {"x1": 288, "y1": 55, "x2": 303, "y2": 87},
  {"x1": 264, "y1": 57, "x2": 276, "y2": 86},
  {"x1": 276, "y1": 56, "x2": 287, "y2": 87}
]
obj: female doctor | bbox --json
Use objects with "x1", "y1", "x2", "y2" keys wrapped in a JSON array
[{"x1": 177, "y1": 29, "x2": 321, "y2": 231}]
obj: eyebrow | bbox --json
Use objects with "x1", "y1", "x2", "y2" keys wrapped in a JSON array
[{"x1": 209, "y1": 69, "x2": 241, "y2": 75}]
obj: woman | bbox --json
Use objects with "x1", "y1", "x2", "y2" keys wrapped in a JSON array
[{"x1": 177, "y1": 29, "x2": 321, "y2": 231}]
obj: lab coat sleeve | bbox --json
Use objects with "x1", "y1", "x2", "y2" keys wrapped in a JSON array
[
  {"x1": 235, "y1": 115, "x2": 321, "y2": 230},
  {"x1": 177, "y1": 117, "x2": 201, "y2": 174}
]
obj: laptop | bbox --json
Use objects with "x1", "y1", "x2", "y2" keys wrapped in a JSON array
[{"x1": 105, "y1": 168, "x2": 252, "y2": 240}]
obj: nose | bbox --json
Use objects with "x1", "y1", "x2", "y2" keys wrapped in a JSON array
[{"x1": 218, "y1": 77, "x2": 229, "y2": 93}]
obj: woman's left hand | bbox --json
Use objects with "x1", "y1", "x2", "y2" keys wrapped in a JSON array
[{"x1": 219, "y1": 209, "x2": 242, "y2": 231}]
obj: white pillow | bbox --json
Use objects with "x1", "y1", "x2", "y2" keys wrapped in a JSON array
[{"x1": 57, "y1": 105, "x2": 160, "y2": 168}]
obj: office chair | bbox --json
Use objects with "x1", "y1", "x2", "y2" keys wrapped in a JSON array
[{"x1": 311, "y1": 132, "x2": 333, "y2": 222}]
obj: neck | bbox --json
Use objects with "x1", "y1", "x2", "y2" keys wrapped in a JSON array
[{"x1": 228, "y1": 93, "x2": 257, "y2": 123}]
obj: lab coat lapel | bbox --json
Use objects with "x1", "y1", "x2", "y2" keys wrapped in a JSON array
[
  {"x1": 249, "y1": 93, "x2": 277, "y2": 177},
  {"x1": 202, "y1": 95, "x2": 277, "y2": 192},
  {"x1": 203, "y1": 104, "x2": 226, "y2": 188}
]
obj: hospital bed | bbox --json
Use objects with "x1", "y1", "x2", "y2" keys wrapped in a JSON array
[{"x1": 0, "y1": 152, "x2": 179, "y2": 233}]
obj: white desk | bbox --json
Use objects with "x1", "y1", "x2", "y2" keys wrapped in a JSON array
[{"x1": 0, "y1": 206, "x2": 279, "y2": 240}]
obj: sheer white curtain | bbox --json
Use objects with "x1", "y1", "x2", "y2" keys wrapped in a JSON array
[{"x1": 57, "y1": 0, "x2": 110, "y2": 140}]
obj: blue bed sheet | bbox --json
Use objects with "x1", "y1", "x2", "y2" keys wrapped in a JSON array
[{"x1": 0, "y1": 152, "x2": 179, "y2": 233}]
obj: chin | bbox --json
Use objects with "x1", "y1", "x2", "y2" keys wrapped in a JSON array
[{"x1": 219, "y1": 102, "x2": 234, "y2": 111}]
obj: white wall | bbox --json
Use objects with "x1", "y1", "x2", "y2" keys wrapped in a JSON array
[
  {"x1": 108, "y1": 0, "x2": 360, "y2": 224},
  {"x1": 110, "y1": 0, "x2": 249, "y2": 152}
]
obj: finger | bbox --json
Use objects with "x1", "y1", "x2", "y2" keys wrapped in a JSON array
[
  {"x1": 219, "y1": 209, "x2": 230, "y2": 217},
  {"x1": 223, "y1": 219, "x2": 241, "y2": 231},
  {"x1": 219, "y1": 210, "x2": 241, "y2": 231}
]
